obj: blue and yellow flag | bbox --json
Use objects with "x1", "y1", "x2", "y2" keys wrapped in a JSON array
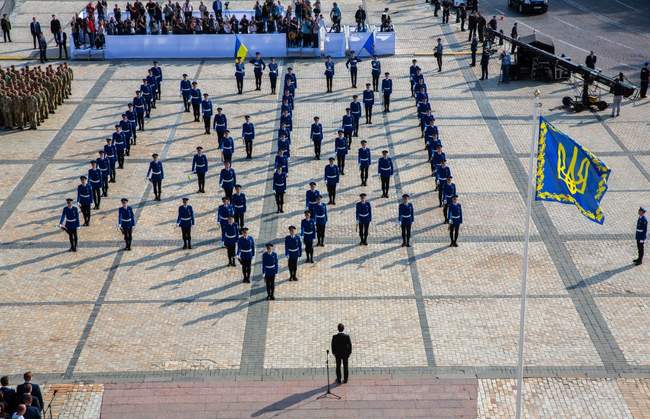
[
  {"x1": 535, "y1": 117, "x2": 611, "y2": 224},
  {"x1": 234, "y1": 36, "x2": 248, "y2": 61}
]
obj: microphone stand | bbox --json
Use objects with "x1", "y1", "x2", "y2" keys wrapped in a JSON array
[
  {"x1": 43, "y1": 389, "x2": 58, "y2": 419},
  {"x1": 316, "y1": 349, "x2": 341, "y2": 400}
]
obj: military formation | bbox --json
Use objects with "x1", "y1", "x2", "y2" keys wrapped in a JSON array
[{"x1": 0, "y1": 64, "x2": 73, "y2": 130}]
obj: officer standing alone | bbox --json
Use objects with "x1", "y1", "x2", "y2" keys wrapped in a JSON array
[
  {"x1": 59, "y1": 198, "x2": 80, "y2": 252},
  {"x1": 285, "y1": 225, "x2": 302, "y2": 281},
  {"x1": 118, "y1": 198, "x2": 136, "y2": 251},
  {"x1": 76, "y1": 176, "x2": 93, "y2": 226},
  {"x1": 177, "y1": 197, "x2": 195, "y2": 249},
  {"x1": 635, "y1": 207, "x2": 647, "y2": 266},
  {"x1": 262, "y1": 243, "x2": 279, "y2": 300},
  {"x1": 191, "y1": 146, "x2": 208, "y2": 193}
]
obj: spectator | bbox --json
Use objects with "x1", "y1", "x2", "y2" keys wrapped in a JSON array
[
  {"x1": 354, "y1": 6, "x2": 366, "y2": 32},
  {"x1": 1, "y1": 14, "x2": 11, "y2": 42},
  {"x1": 1, "y1": 376, "x2": 17, "y2": 413},
  {"x1": 500, "y1": 50, "x2": 511, "y2": 83},
  {"x1": 50, "y1": 14, "x2": 62, "y2": 45},
  {"x1": 29, "y1": 17, "x2": 41, "y2": 49},
  {"x1": 380, "y1": 8, "x2": 392, "y2": 32},
  {"x1": 37, "y1": 33, "x2": 48, "y2": 63},
  {"x1": 16, "y1": 373, "x2": 43, "y2": 413},
  {"x1": 19, "y1": 395, "x2": 39, "y2": 419},
  {"x1": 329, "y1": 2, "x2": 341, "y2": 32},
  {"x1": 11, "y1": 404, "x2": 26, "y2": 419}
]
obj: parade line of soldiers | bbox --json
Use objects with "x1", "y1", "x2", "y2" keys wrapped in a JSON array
[
  {"x1": 0, "y1": 64, "x2": 73, "y2": 130},
  {"x1": 60, "y1": 54, "x2": 464, "y2": 300}
]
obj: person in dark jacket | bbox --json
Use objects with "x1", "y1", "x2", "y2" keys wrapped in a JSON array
[
  {"x1": 16, "y1": 373, "x2": 43, "y2": 413},
  {"x1": 331, "y1": 323, "x2": 352, "y2": 384}
]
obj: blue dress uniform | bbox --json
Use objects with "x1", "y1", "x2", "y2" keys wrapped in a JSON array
[
  {"x1": 335, "y1": 135, "x2": 348, "y2": 175},
  {"x1": 219, "y1": 166, "x2": 236, "y2": 198},
  {"x1": 636, "y1": 210, "x2": 648, "y2": 265},
  {"x1": 324, "y1": 163, "x2": 340, "y2": 205},
  {"x1": 310, "y1": 121, "x2": 323, "y2": 159},
  {"x1": 285, "y1": 233, "x2": 302, "y2": 280},
  {"x1": 284, "y1": 71, "x2": 297, "y2": 91},
  {"x1": 76, "y1": 182, "x2": 93, "y2": 226},
  {"x1": 273, "y1": 170, "x2": 287, "y2": 213},
  {"x1": 313, "y1": 201, "x2": 328, "y2": 246},
  {"x1": 133, "y1": 93, "x2": 146, "y2": 130},
  {"x1": 378, "y1": 155, "x2": 394, "y2": 198},
  {"x1": 349, "y1": 101, "x2": 361, "y2": 137},
  {"x1": 282, "y1": 96, "x2": 293, "y2": 114},
  {"x1": 358, "y1": 146, "x2": 371, "y2": 186},
  {"x1": 104, "y1": 141, "x2": 117, "y2": 182},
  {"x1": 151, "y1": 64, "x2": 163, "y2": 99},
  {"x1": 301, "y1": 217, "x2": 316, "y2": 262},
  {"x1": 409, "y1": 62, "x2": 421, "y2": 96},
  {"x1": 140, "y1": 82, "x2": 152, "y2": 117},
  {"x1": 180, "y1": 78, "x2": 192, "y2": 111},
  {"x1": 363, "y1": 88, "x2": 374, "y2": 124},
  {"x1": 235, "y1": 61, "x2": 245, "y2": 94},
  {"x1": 220, "y1": 136, "x2": 235, "y2": 163},
  {"x1": 278, "y1": 125, "x2": 292, "y2": 144},
  {"x1": 278, "y1": 136, "x2": 291, "y2": 160},
  {"x1": 356, "y1": 200, "x2": 372, "y2": 245},
  {"x1": 275, "y1": 152, "x2": 289, "y2": 175},
  {"x1": 417, "y1": 102, "x2": 431, "y2": 135},
  {"x1": 119, "y1": 117, "x2": 132, "y2": 155},
  {"x1": 177, "y1": 203, "x2": 195, "y2": 249},
  {"x1": 118, "y1": 205, "x2": 136, "y2": 250},
  {"x1": 88, "y1": 165, "x2": 103, "y2": 208},
  {"x1": 60, "y1": 204, "x2": 80, "y2": 251},
  {"x1": 214, "y1": 112, "x2": 228, "y2": 146},
  {"x1": 217, "y1": 202, "x2": 235, "y2": 243},
  {"x1": 237, "y1": 234, "x2": 255, "y2": 282},
  {"x1": 442, "y1": 180, "x2": 457, "y2": 223},
  {"x1": 201, "y1": 98, "x2": 213, "y2": 134},
  {"x1": 231, "y1": 191, "x2": 247, "y2": 228},
  {"x1": 345, "y1": 55, "x2": 361, "y2": 87},
  {"x1": 280, "y1": 112, "x2": 292, "y2": 132},
  {"x1": 242, "y1": 121, "x2": 255, "y2": 158},
  {"x1": 381, "y1": 76, "x2": 393, "y2": 112},
  {"x1": 398, "y1": 201, "x2": 415, "y2": 246},
  {"x1": 147, "y1": 159, "x2": 165, "y2": 200},
  {"x1": 325, "y1": 59, "x2": 335, "y2": 92},
  {"x1": 436, "y1": 164, "x2": 452, "y2": 206},
  {"x1": 126, "y1": 108, "x2": 137, "y2": 142},
  {"x1": 306, "y1": 188, "x2": 321, "y2": 214},
  {"x1": 447, "y1": 200, "x2": 463, "y2": 246},
  {"x1": 192, "y1": 153, "x2": 208, "y2": 193},
  {"x1": 113, "y1": 130, "x2": 126, "y2": 168},
  {"x1": 430, "y1": 150, "x2": 446, "y2": 177},
  {"x1": 268, "y1": 61, "x2": 279, "y2": 94},
  {"x1": 262, "y1": 250, "x2": 279, "y2": 299},
  {"x1": 146, "y1": 74, "x2": 157, "y2": 107},
  {"x1": 96, "y1": 155, "x2": 110, "y2": 197},
  {"x1": 342, "y1": 113, "x2": 354, "y2": 148},
  {"x1": 223, "y1": 222, "x2": 239, "y2": 266},
  {"x1": 250, "y1": 57, "x2": 266, "y2": 90},
  {"x1": 371, "y1": 58, "x2": 381, "y2": 91},
  {"x1": 190, "y1": 86, "x2": 202, "y2": 122}
]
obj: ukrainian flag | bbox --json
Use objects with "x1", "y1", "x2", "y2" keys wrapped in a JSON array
[
  {"x1": 234, "y1": 36, "x2": 248, "y2": 61},
  {"x1": 535, "y1": 117, "x2": 611, "y2": 224}
]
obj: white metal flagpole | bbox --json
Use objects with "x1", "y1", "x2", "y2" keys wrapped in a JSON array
[{"x1": 515, "y1": 89, "x2": 543, "y2": 419}]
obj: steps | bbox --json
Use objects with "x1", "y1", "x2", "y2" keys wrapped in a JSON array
[{"x1": 100, "y1": 377, "x2": 477, "y2": 418}]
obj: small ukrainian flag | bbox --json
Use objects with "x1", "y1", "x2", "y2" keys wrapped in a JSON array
[{"x1": 235, "y1": 37, "x2": 248, "y2": 61}]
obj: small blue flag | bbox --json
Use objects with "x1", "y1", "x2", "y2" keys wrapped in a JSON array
[{"x1": 535, "y1": 117, "x2": 611, "y2": 224}]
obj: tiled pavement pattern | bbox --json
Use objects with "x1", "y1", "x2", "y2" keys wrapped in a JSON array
[{"x1": 2, "y1": 0, "x2": 650, "y2": 417}]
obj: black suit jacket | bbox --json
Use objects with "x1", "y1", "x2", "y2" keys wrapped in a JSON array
[
  {"x1": 16, "y1": 383, "x2": 43, "y2": 411},
  {"x1": 30, "y1": 21, "x2": 41, "y2": 35},
  {"x1": 0, "y1": 387, "x2": 17, "y2": 410},
  {"x1": 24, "y1": 405, "x2": 42, "y2": 419},
  {"x1": 331, "y1": 332, "x2": 352, "y2": 358}
]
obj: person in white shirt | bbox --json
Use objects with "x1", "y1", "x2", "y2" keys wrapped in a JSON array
[{"x1": 12, "y1": 404, "x2": 26, "y2": 419}]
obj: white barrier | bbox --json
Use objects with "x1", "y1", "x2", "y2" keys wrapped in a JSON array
[{"x1": 323, "y1": 31, "x2": 345, "y2": 58}]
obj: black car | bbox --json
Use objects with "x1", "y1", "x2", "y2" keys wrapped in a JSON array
[{"x1": 508, "y1": 0, "x2": 548, "y2": 14}]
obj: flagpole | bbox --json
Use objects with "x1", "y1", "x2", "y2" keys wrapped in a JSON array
[{"x1": 515, "y1": 89, "x2": 542, "y2": 419}]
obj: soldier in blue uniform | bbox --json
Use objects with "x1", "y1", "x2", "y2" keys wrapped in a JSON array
[
  {"x1": 281, "y1": 96, "x2": 293, "y2": 117},
  {"x1": 112, "y1": 125, "x2": 126, "y2": 169},
  {"x1": 430, "y1": 145, "x2": 446, "y2": 178},
  {"x1": 273, "y1": 166, "x2": 287, "y2": 213},
  {"x1": 104, "y1": 138, "x2": 117, "y2": 183},
  {"x1": 249, "y1": 52, "x2": 266, "y2": 90},
  {"x1": 371, "y1": 56, "x2": 381, "y2": 91},
  {"x1": 151, "y1": 61, "x2": 163, "y2": 99},
  {"x1": 447, "y1": 195, "x2": 462, "y2": 247},
  {"x1": 126, "y1": 103, "x2": 137, "y2": 142},
  {"x1": 284, "y1": 67, "x2": 297, "y2": 93},
  {"x1": 177, "y1": 197, "x2": 195, "y2": 249},
  {"x1": 76, "y1": 176, "x2": 93, "y2": 226},
  {"x1": 335, "y1": 130, "x2": 348, "y2": 175},
  {"x1": 275, "y1": 149, "x2": 289, "y2": 175},
  {"x1": 192, "y1": 146, "x2": 208, "y2": 193},
  {"x1": 306, "y1": 182, "x2": 321, "y2": 214},
  {"x1": 635, "y1": 207, "x2": 647, "y2": 265},
  {"x1": 378, "y1": 150, "x2": 394, "y2": 198},
  {"x1": 301, "y1": 210, "x2": 316, "y2": 263},
  {"x1": 349, "y1": 98, "x2": 361, "y2": 138},
  {"x1": 214, "y1": 107, "x2": 227, "y2": 147},
  {"x1": 190, "y1": 82, "x2": 202, "y2": 122},
  {"x1": 398, "y1": 194, "x2": 414, "y2": 247},
  {"x1": 140, "y1": 78, "x2": 153, "y2": 118},
  {"x1": 237, "y1": 227, "x2": 255, "y2": 283},
  {"x1": 409, "y1": 59, "x2": 421, "y2": 97},
  {"x1": 381, "y1": 72, "x2": 392, "y2": 112},
  {"x1": 220, "y1": 130, "x2": 235, "y2": 163},
  {"x1": 118, "y1": 198, "x2": 136, "y2": 251},
  {"x1": 147, "y1": 153, "x2": 164, "y2": 201},
  {"x1": 262, "y1": 243, "x2": 279, "y2": 299},
  {"x1": 223, "y1": 216, "x2": 239, "y2": 266},
  {"x1": 325, "y1": 157, "x2": 340, "y2": 205},
  {"x1": 324, "y1": 56, "x2": 335, "y2": 93},
  {"x1": 342, "y1": 109, "x2": 354, "y2": 150},
  {"x1": 60, "y1": 198, "x2": 80, "y2": 251},
  {"x1": 310, "y1": 116, "x2": 323, "y2": 160},
  {"x1": 358, "y1": 140, "x2": 371, "y2": 186},
  {"x1": 201, "y1": 93, "x2": 213, "y2": 135},
  {"x1": 180, "y1": 73, "x2": 191, "y2": 112},
  {"x1": 436, "y1": 160, "x2": 451, "y2": 207},
  {"x1": 345, "y1": 52, "x2": 361, "y2": 88},
  {"x1": 242, "y1": 115, "x2": 255, "y2": 159},
  {"x1": 362, "y1": 83, "x2": 374, "y2": 124},
  {"x1": 280, "y1": 109, "x2": 292, "y2": 132},
  {"x1": 268, "y1": 58, "x2": 279, "y2": 94},
  {"x1": 442, "y1": 176, "x2": 457, "y2": 224},
  {"x1": 133, "y1": 90, "x2": 146, "y2": 131},
  {"x1": 285, "y1": 225, "x2": 302, "y2": 281},
  {"x1": 146, "y1": 70, "x2": 157, "y2": 109},
  {"x1": 88, "y1": 160, "x2": 102, "y2": 209},
  {"x1": 219, "y1": 161, "x2": 236, "y2": 198},
  {"x1": 235, "y1": 57, "x2": 245, "y2": 94},
  {"x1": 356, "y1": 193, "x2": 372, "y2": 245},
  {"x1": 217, "y1": 196, "x2": 235, "y2": 245},
  {"x1": 119, "y1": 114, "x2": 132, "y2": 156},
  {"x1": 96, "y1": 150, "x2": 110, "y2": 197},
  {"x1": 232, "y1": 184, "x2": 247, "y2": 228},
  {"x1": 313, "y1": 195, "x2": 328, "y2": 246}
]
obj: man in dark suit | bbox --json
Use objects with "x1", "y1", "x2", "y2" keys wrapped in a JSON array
[
  {"x1": 331, "y1": 323, "x2": 352, "y2": 384},
  {"x1": 0, "y1": 376, "x2": 17, "y2": 412},
  {"x1": 21, "y1": 394, "x2": 41, "y2": 419},
  {"x1": 29, "y1": 17, "x2": 41, "y2": 49},
  {"x1": 16, "y1": 372, "x2": 43, "y2": 412}
]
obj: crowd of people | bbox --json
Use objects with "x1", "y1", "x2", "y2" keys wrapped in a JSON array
[
  {"x1": 0, "y1": 373, "x2": 46, "y2": 419},
  {"x1": 0, "y1": 64, "x2": 73, "y2": 130}
]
